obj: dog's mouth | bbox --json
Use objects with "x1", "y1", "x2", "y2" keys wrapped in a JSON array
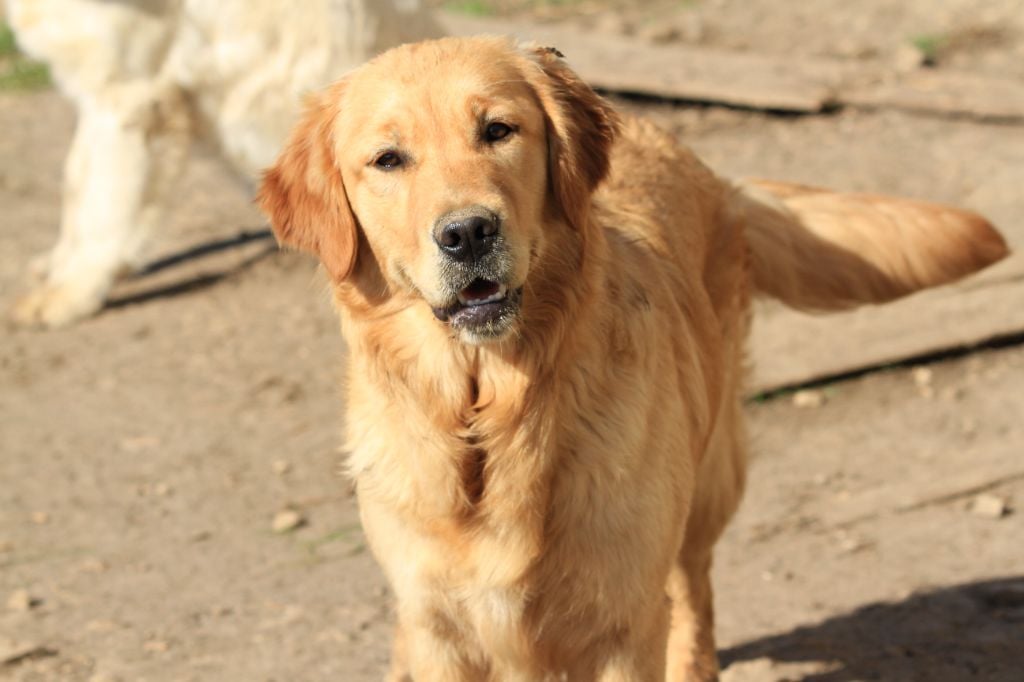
[{"x1": 431, "y1": 278, "x2": 522, "y2": 336}]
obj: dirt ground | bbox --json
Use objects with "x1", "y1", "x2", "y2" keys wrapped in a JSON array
[{"x1": 2, "y1": 2, "x2": 1023, "y2": 681}]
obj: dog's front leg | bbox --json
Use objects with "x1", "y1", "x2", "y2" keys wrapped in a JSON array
[
  {"x1": 665, "y1": 550, "x2": 719, "y2": 682},
  {"x1": 576, "y1": 604, "x2": 670, "y2": 682},
  {"x1": 399, "y1": 617, "x2": 490, "y2": 682},
  {"x1": 12, "y1": 83, "x2": 189, "y2": 327}
]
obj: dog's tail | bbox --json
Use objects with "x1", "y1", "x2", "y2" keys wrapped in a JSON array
[{"x1": 734, "y1": 179, "x2": 1009, "y2": 311}]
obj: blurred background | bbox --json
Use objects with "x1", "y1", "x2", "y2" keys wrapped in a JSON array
[{"x1": 1, "y1": 1, "x2": 1022, "y2": 680}]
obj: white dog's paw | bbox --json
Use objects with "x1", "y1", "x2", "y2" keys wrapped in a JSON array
[
  {"x1": 10, "y1": 281, "x2": 108, "y2": 328},
  {"x1": 27, "y1": 252, "x2": 52, "y2": 283}
]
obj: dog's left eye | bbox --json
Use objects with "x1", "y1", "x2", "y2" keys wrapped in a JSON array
[
  {"x1": 484, "y1": 122, "x2": 514, "y2": 143},
  {"x1": 373, "y1": 150, "x2": 403, "y2": 170}
]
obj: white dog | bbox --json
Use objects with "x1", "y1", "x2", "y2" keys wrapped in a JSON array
[{"x1": 6, "y1": 0, "x2": 438, "y2": 326}]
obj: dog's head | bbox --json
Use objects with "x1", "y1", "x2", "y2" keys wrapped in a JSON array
[{"x1": 258, "y1": 37, "x2": 618, "y2": 344}]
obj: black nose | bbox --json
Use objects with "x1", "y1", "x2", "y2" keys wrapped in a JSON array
[{"x1": 434, "y1": 211, "x2": 499, "y2": 263}]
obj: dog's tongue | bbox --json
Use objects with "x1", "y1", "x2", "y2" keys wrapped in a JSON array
[{"x1": 461, "y1": 279, "x2": 500, "y2": 302}]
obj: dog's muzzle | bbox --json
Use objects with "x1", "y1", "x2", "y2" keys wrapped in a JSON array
[{"x1": 431, "y1": 207, "x2": 520, "y2": 337}]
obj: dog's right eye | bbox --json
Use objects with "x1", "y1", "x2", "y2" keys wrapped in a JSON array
[{"x1": 373, "y1": 151, "x2": 403, "y2": 170}]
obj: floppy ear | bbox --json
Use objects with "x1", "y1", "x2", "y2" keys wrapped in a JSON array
[
  {"x1": 257, "y1": 81, "x2": 357, "y2": 282},
  {"x1": 524, "y1": 46, "x2": 620, "y2": 233}
]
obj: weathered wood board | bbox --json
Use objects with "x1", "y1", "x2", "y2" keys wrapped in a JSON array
[
  {"x1": 442, "y1": 14, "x2": 1024, "y2": 122},
  {"x1": 749, "y1": 263, "x2": 1024, "y2": 392},
  {"x1": 846, "y1": 71, "x2": 1024, "y2": 123},
  {"x1": 442, "y1": 14, "x2": 850, "y2": 112}
]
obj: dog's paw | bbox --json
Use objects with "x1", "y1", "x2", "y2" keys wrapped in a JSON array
[
  {"x1": 10, "y1": 282, "x2": 106, "y2": 328},
  {"x1": 27, "y1": 252, "x2": 52, "y2": 283}
]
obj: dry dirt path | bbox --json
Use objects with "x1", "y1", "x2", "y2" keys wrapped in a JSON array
[{"x1": 2, "y1": 19, "x2": 1022, "y2": 680}]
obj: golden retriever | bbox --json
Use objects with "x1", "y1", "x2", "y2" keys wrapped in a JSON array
[{"x1": 257, "y1": 36, "x2": 1007, "y2": 681}]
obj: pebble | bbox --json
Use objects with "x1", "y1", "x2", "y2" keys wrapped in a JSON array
[
  {"x1": 0, "y1": 637, "x2": 51, "y2": 665},
  {"x1": 592, "y1": 13, "x2": 633, "y2": 36},
  {"x1": 143, "y1": 639, "x2": 169, "y2": 653},
  {"x1": 7, "y1": 589, "x2": 37, "y2": 612},
  {"x1": 939, "y1": 386, "x2": 963, "y2": 402},
  {"x1": 892, "y1": 44, "x2": 926, "y2": 73},
  {"x1": 637, "y1": 23, "x2": 679, "y2": 44},
  {"x1": 970, "y1": 493, "x2": 1009, "y2": 519},
  {"x1": 78, "y1": 558, "x2": 109, "y2": 573},
  {"x1": 85, "y1": 620, "x2": 118, "y2": 633},
  {"x1": 272, "y1": 509, "x2": 305, "y2": 533},
  {"x1": 838, "y1": 535, "x2": 870, "y2": 554},
  {"x1": 272, "y1": 459, "x2": 292, "y2": 475},
  {"x1": 792, "y1": 389, "x2": 826, "y2": 408}
]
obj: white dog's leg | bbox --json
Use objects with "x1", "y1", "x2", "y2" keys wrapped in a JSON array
[
  {"x1": 6, "y1": 0, "x2": 185, "y2": 327},
  {"x1": 13, "y1": 85, "x2": 189, "y2": 327}
]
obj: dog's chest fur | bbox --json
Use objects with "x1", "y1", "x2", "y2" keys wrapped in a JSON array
[{"x1": 341, "y1": 286, "x2": 708, "y2": 665}]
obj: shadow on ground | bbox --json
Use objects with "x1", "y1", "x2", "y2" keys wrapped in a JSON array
[
  {"x1": 721, "y1": 576, "x2": 1024, "y2": 681},
  {"x1": 107, "y1": 229, "x2": 277, "y2": 309}
]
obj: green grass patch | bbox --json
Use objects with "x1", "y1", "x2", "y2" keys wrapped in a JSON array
[
  {"x1": 0, "y1": 22, "x2": 52, "y2": 90},
  {"x1": 910, "y1": 33, "x2": 944, "y2": 65},
  {"x1": 441, "y1": 0, "x2": 584, "y2": 15},
  {"x1": 445, "y1": 0, "x2": 494, "y2": 15},
  {"x1": 0, "y1": 59, "x2": 51, "y2": 90},
  {"x1": 0, "y1": 22, "x2": 18, "y2": 57}
]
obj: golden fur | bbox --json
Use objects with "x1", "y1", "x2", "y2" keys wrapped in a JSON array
[{"x1": 257, "y1": 37, "x2": 1008, "y2": 681}]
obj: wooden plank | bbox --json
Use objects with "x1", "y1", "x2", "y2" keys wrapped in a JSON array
[
  {"x1": 846, "y1": 71, "x2": 1024, "y2": 122},
  {"x1": 441, "y1": 14, "x2": 850, "y2": 112},
  {"x1": 748, "y1": 266, "x2": 1024, "y2": 392},
  {"x1": 442, "y1": 13, "x2": 1024, "y2": 122}
]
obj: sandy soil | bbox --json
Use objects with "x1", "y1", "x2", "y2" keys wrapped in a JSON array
[{"x1": 2, "y1": 3, "x2": 1022, "y2": 680}]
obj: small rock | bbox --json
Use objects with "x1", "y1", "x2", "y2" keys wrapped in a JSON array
[
  {"x1": 7, "y1": 589, "x2": 38, "y2": 612},
  {"x1": 912, "y1": 366, "x2": 933, "y2": 387},
  {"x1": 272, "y1": 459, "x2": 292, "y2": 475},
  {"x1": 272, "y1": 509, "x2": 305, "y2": 533},
  {"x1": 832, "y1": 38, "x2": 876, "y2": 59},
  {"x1": 593, "y1": 13, "x2": 633, "y2": 36},
  {"x1": 153, "y1": 482, "x2": 171, "y2": 497},
  {"x1": 939, "y1": 386, "x2": 963, "y2": 402},
  {"x1": 792, "y1": 389, "x2": 826, "y2": 408},
  {"x1": 85, "y1": 619, "x2": 118, "y2": 633},
  {"x1": 677, "y1": 14, "x2": 706, "y2": 43},
  {"x1": 31, "y1": 511, "x2": 49, "y2": 525},
  {"x1": 0, "y1": 637, "x2": 53, "y2": 665},
  {"x1": 143, "y1": 639, "x2": 169, "y2": 653},
  {"x1": 893, "y1": 44, "x2": 926, "y2": 73},
  {"x1": 78, "y1": 558, "x2": 109, "y2": 573},
  {"x1": 970, "y1": 494, "x2": 1008, "y2": 519},
  {"x1": 838, "y1": 535, "x2": 870, "y2": 554},
  {"x1": 119, "y1": 435, "x2": 160, "y2": 453},
  {"x1": 637, "y1": 22, "x2": 679, "y2": 44}
]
